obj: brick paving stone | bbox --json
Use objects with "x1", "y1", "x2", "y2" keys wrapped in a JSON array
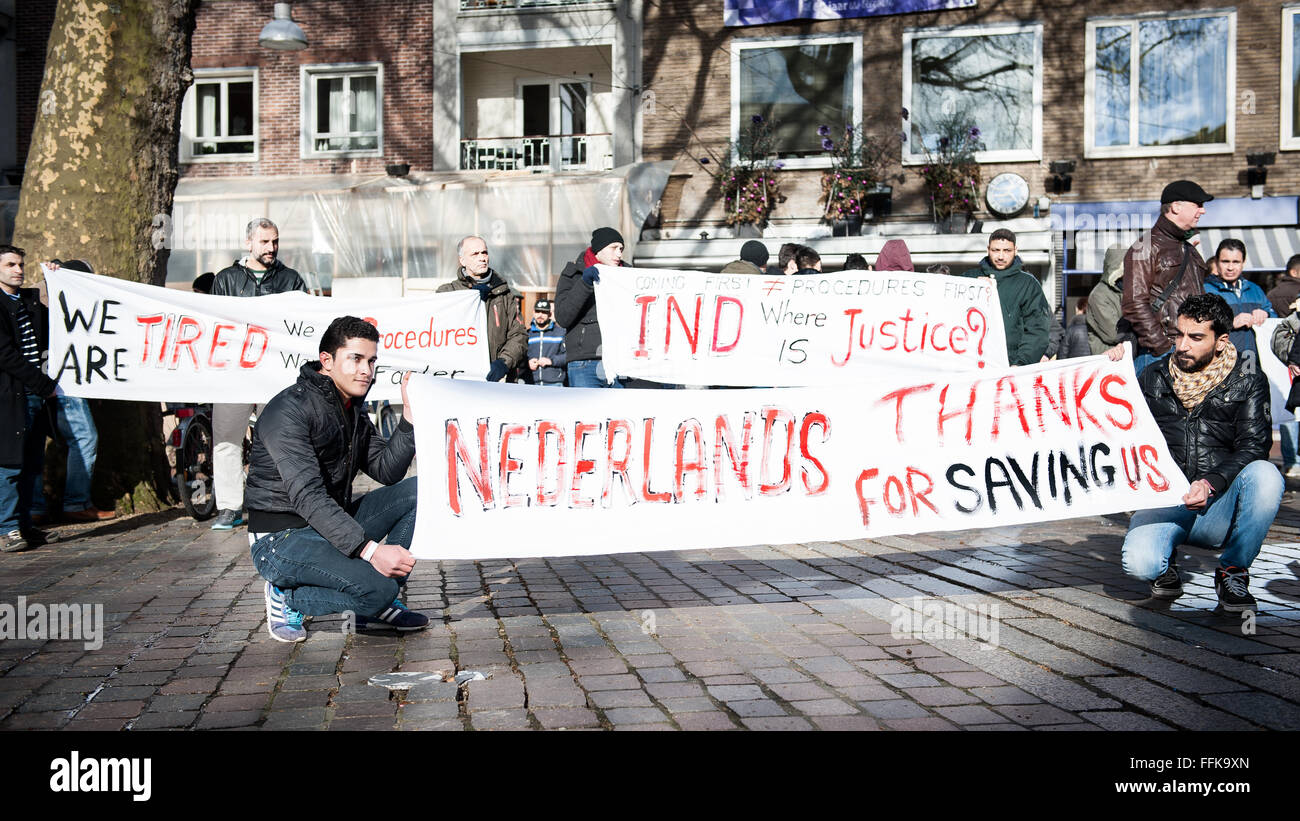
[
  {"x1": 674, "y1": 712, "x2": 738, "y2": 730},
  {"x1": 994, "y1": 704, "x2": 1085, "y2": 726},
  {"x1": 910, "y1": 687, "x2": 980, "y2": 707},
  {"x1": 262, "y1": 707, "x2": 331, "y2": 730},
  {"x1": 879, "y1": 672, "x2": 942, "y2": 688},
  {"x1": 790, "y1": 698, "x2": 857, "y2": 716},
  {"x1": 768, "y1": 682, "x2": 832, "y2": 701},
  {"x1": 753, "y1": 667, "x2": 809, "y2": 685},
  {"x1": 935, "y1": 705, "x2": 1006, "y2": 725},
  {"x1": 404, "y1": 682, "x2": 459, "y2": 702},
  {"x1": 204, "y1": 693, "x2": 272, "y2": 712},
  {"x1": 334, "y1": 701, "x2": 398, "y2": 718},
  {"x1": 328, "y1": 716, "x2": 399, "y2": 731},
  {"x1": 579, "y1": 674, "x2": 641, "y2": 691},
  {"x1": 465, "y1": 677, "x2": 526, "y2": 711},
  {"x1": 603, "y1": 707, "x2": 669, "y2": 725},
  {"x1": 75, "y1": 700, "x2": 146, "y2": 720},
  {"x1": 702, "y1": 674, "x2": 752, "y2": 686},
  {"x1": 683, "y1": 661, "x2": 743, "y2": 677},
  {"x1": 589, "y1": 689, "x2": 653, "y2": 709},
  {"x1": 1078, "y1": 711, "x2": 1174, "y2": 731},
  {"x1": 568, "y1": 659, "x2": 630, "y2": 676},
  {"x1": 129, "y1": 711, "x2": 199, "y2": 729},
  {"x1": 1200, "y1": 692, "x2": 1300, "y2": 731},
  {"x1": 532, "y1": 708, "x2": 601, "y2": 729},
  {"x1": 740, "y1": 717, "x2": 812, "y2": 730},
  {"x1": 659, "y1": 697, "x2": 717, "y2": 714},
  {"x1": 884, "y1": 717, "x2": 959, "y2": 730},
  {"x1": 812, "y1": 715, "x2": 881, "y2": 731},
  {"x1": 860, "y1": 699, "x2": 931, "y2": 720},
  {"x1": 195, "y1": 710, "x2": 262, "y2": 729},
  {"x1": 525, "y1": 680, "x2": 587, "y2": 708},
  {"x1": 726, "y1": 699, "x2": 788, "y2": 718},
  {"x1": 1086, "y1": 677, "x2": 1257, "y2": 730},
  {"x1": 938, "y1": 671, "x2": 1008, "y2": 688},
  {"x1": 706, "y1": 684, "x2": 764, "y2": 702},
  {"x1": 836, "y1": 684, "x2": 898, "y2": 701}
]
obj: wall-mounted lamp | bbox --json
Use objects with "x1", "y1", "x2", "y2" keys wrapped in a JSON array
[
  {"x1": 1244, "y1": 152, "x2": 1275, "y2": 199},
  {"x1": 1046, "y1": 160, "x2": 1075, "y2": 195},
  {"x1": 259, "y1": 3, "x2": 308, "y2": 51}
]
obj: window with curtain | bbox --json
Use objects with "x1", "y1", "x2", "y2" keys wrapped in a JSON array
[
  {"x1": 732, "y1": 35, "x2": 860, "y2": 166},
  {"x1": 1087, "y1": 12, "x2": 1234, "y2": 157},
  {"x1": 182, "y1": 70, "x2": 256, "y2": 162},
  {"x1": 902, "y1": 24, "x2": 1041, "y2": 163},
  {"x1": 304, "y1": 64, "x2": 382, "y2": 156},
  {"x1": 1284, "y1": 6, "x2": 1300, "y2": 150}
]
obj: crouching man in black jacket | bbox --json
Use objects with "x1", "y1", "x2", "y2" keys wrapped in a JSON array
[
  {"x1": 246, "y1": 316, "x2": 427, "y2": 642},
  {"x1": 1122, "y1": 293, "x2": 1282, "y2": 612}
]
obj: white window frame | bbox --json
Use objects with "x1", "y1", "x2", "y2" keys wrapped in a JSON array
[
  {"x1": 180, "y1": 68, "x2": 258, "y2": 163},
  {"x1": 300, "y1": 62, "x2": 384, "y2": 159},
  {"x1": 901, "y1": 22, "x2": 1043, "y2": 165},
  {"x1": 1084, "y1": 9, "x2": 1236, "y2": 159},
  {"x1": 1283, "y1": 5, "x2": 1300, "y2": 151},
  {"x1": 514, "y1": 78, "x2": 593, "y2": 137},
  {"x1": 729, "y1": 33, "x2": 863, "y2": 171}
]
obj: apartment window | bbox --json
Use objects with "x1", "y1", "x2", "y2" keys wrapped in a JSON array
[
  {"x1": 902, "y1": 24, "x2": 1042, "y2": 164},
  {"x1": 731, "y1": 35, "x2": 862, "y2": 168},
  {"x1": 181, "y1": 69, "x2": 256, "y2": 162},
  {"x1": 302, "y1": 63, "x2": 383, "y2": 157},
  {"x1": 1086, "y1": 11, "x2": 1235, "y2": 158},
  {"x1": 1284, "y1": 5, "x2": 1300, "y2": 150}
]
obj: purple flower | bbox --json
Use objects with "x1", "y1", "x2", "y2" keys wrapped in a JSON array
[
  {"x1": 900, "y1": 107, "x2": 910, "y2": 121},
  {"x1": 969, "y1": 126, "x2": 981, "y2": 139},
  {"x1": 817, "y1": 125, "x2": 830, "y2": 137},
  {"x1": 697, "y1": 157, "x2": 710, "y2": 165},
  {"x1": 900, "y1": 132, "x2": 908, "y2": 143},
  {"x1": 845, "y1": 125, "x2": 854, "y2": 134},
  {"x1": 773, "y1": 161, "x2": 785, "y2": 170},
  {"x1": 822, "y1": 138, "x2": 835, "y2": 151},
  {"x1": 751, "y1": 114, "x2": 764, "y2": 124}
]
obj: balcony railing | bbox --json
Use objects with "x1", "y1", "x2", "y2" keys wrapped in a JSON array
[
  {"x1": 460, "y1": 134, "x2": 613, "y2": 172},
  {"x1": 460, "y1": 0, "x2": 610, "y2": 10}
]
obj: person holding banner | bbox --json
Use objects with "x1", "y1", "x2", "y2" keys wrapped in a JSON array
[
  {"x1": 209, "y1": 218, "x2": 308, "y2": 531},
  {"x1": 960, "y1": 228, "x2": 1052, "y2": 366},
  {"x1": 246, "y1": 316, "x2": 426, "y2": 642},
  {"x1": 555, "y1": 227, "x2": 626, "y2": 389},
  {"x1": 436, "y1": 236, "x2": 527, "y2": 383},
  {"x1": 1122, "y1": 294, "x2": 1282, "y2": 613}
]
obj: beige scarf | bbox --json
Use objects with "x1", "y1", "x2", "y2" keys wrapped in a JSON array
[{"x1": 1169, "y1": 342, "x2": 1236, "y2": 409}]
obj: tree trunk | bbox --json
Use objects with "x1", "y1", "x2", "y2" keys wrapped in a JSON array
[{"x1": 14, "y1": 0, "x2": 197, "y2": 515}]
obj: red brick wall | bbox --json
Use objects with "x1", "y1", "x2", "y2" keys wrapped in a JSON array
[
  {"x1": 644, "y1": 1, "x2": 1300, "y2": 227},
  {"x1": 183, "y1": 0, "x2": 433, "y2": 178}
]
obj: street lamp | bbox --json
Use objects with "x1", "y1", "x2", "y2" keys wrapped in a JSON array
[{"x1": 259, "y1": 3, "x2": 307, "y2": 51}]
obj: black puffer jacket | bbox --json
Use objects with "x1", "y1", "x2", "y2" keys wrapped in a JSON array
[
  {"x1": 1139, "y1": 353, "x2": 1271, "y2": 495},
  {"x1": 211, "y1": 258, "x2": 307, "y2": 297},
  {"x1": 554, "y1": 249, "x2": 604, "y2": 363},
  {"x1": 244, "y1": 362, "x2": 415, "y2": 556}
]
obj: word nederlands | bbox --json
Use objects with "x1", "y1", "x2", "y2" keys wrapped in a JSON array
[
  {"x1": 0, "y1": 597, "x2": 103, "y2": 650},
  {"x1": 50, "y1": 752, "x2": 150, "y2": 802}
]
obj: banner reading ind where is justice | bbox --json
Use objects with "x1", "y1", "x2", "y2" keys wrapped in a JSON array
[
  {"x1": 409, "y1": 352, "x2": 1189, "y2": 561},
  {"x1": 597, "y1": 267, "x2": 1009, "y2": 386},
  {"x1": 45, "y1": 268, "x2": 489, "y2": 404}
]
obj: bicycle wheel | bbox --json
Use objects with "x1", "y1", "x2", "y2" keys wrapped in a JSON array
[{"x1": 176, "y1": 414, "x2": 217, "y2": 521}]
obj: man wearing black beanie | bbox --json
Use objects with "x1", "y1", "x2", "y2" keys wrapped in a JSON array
[
  {"x1": 554, "y1": 227, "x2": 625, "y2": 388},
  {"x1": 722, "y1": 240, "x2": 770, "y2": 275}
]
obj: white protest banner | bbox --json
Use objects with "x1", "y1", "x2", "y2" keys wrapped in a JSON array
[
  {"x1": 595, "y1": 266, "x2": 1009, "y2": 386},
  {"x1": 409, "y1": 351, "x2": 1188, "y2": 561},
  {"x1": 45, "y1": 268, "x2": 488, "y2": 404},
  {"x1": 1253, "y1": 319, "x2": 1295, "y2": 426}
]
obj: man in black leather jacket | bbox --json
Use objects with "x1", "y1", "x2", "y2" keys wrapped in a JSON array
[
  {"x1": 1121, "y1": 294, "x2": 1282, "y2": 612},
  {"x1": 245, "y1": 316, "x2": 427, "y2": 642}
]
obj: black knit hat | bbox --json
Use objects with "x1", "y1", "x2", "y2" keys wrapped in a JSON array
[
  {"x1": 740, "y1": 240, "x2": 769, "y2": 267},
  {"x1": 591, "y1": 227, "x2": 624, "y2": 254}
]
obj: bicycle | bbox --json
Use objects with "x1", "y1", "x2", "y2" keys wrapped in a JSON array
[{"x1": 167, "y1": 403, "x2": 216, "y2": 521}]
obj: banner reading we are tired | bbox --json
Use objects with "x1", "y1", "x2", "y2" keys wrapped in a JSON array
[
  {"x1": 409, "y1": 352, "x2": 1188, "y2": 561},
  {"x1": 45, "y1": 268, "x2": 488, "y2": 404},
  {"x1": 596, "y1": 267, "x2": 1009, "y2": 386}
]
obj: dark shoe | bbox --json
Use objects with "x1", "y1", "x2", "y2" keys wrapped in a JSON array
[
  {"x1": 21, "y1": 528, "x2": 59, "y2": 546},
  {"x1": 64, "y1": 507, "x2": 116, "y2": 523},
  {"x1": 29, "y1": 513, "x2": 51, "y2": 526},
  {"x1": 355, "y1": 599, "x2": 429, "y2": 632},
  {"x1": 210, "y1": 509, "x2": 244, "y2": 530},
  {"x1": 2, "y1": 529, "x2": 31, "y2": 553},
  {"x1": 1150, "y1": 558, "x2": 1183, "y2": 598},
  {"x1": 1214, "y1": 566, "x2": 1257, "y2": 613}
]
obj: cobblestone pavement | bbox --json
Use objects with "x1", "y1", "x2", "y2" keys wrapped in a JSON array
[{"x1": 2, "y1": 477, "x2": 1299, "y2": 732}]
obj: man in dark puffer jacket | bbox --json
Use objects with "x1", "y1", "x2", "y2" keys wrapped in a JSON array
[
  {"x1": 1122, "y1": 294, "x2": 1281, "y2": 613},
  {"x1": 245, "y1": 316, "x2": 427, "y2": 642}
]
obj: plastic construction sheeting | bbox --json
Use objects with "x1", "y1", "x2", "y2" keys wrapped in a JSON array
[{"x1": 165, "y1": 164, "x2": 671, "y2": 292}]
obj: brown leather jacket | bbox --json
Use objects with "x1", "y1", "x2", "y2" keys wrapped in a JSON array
[{"x1": 1121, "y1": 214, "x2": 1206, "y2": 355}]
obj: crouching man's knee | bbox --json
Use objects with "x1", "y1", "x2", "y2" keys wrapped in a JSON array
[{"x1": 353, "y1": 574, "x2": 401, "y2": 617}]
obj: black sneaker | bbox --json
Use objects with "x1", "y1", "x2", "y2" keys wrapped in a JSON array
[
  {"x1": 20, "y1": 528, "x2": 59, "y2": 547},
  {"x1": 1214, "y1": 566, "x2": 1257, "y2": 613},
  {"x1": 210, "y1": 509, "x2": 244, "y2": 530},
  {"x1": 1150, "y1": 558, "x2": 1182, "y2": 598},
  {"x1": 2, "y1": 529, "x2": 30, "y2": 553},
  {"x1": 355, "y1": 599, "x2": 429, "y2": 632}
]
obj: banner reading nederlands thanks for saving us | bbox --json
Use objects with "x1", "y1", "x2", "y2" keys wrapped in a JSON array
[
  {"x1": 408, "y1": 351, "x2": 1188, "y2": 561},
  {"x1": 596, "y1": 266, "x2": 1009, "y2": 386},
  {"x1": 45, "y1": 268, "x2": 488, "y2": 404}
]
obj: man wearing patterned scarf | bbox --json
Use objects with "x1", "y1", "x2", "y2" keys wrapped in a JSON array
[{"x1": 1121, "y1": 293, "x2": 1282, "y2": 612}]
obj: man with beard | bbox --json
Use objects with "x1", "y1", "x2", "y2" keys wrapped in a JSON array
[
  {"x1": 209, "y1": 218, "x2": 308, "y2": 530},
  {"x1": 1121, "y1": 293, "x2": 1281, "y2": 612}
]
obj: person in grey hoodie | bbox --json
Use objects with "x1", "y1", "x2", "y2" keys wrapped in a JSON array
[{"x1": 1086, "y1": 244, "x2": 1128, "y2": 355}]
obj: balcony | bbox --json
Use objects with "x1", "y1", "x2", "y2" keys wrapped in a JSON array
[{"x1": 460, "y1": 133, "x2": 613, "y2": 172}]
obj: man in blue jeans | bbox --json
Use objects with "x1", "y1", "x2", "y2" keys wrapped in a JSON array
[
  {"x1": 244, "y1": 316, "x2": 427, "y2": 641},
  {"x1": 1122, "y1": 293, "x2": 1282, "y2": 612}
]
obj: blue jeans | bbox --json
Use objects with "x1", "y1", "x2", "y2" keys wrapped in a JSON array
[
  {"x1": 0, "y1": 395, "x2": 48, "y2": 533},
  {"x1": 567, "y1": 359, "x2": 624, "y2": 388},
  {"x1": 1281, "y1": 420, "x2": 1298, "y2": 470},
  {"x1": 1122, "y1": 461, "x2": 1283, "y2": 579},
  {"x1": 249, "y1": 477, "x2": 418, "y2": 618},
  {"x1": 32, "y1": 395, "x2": 98, "y2": 515}
]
